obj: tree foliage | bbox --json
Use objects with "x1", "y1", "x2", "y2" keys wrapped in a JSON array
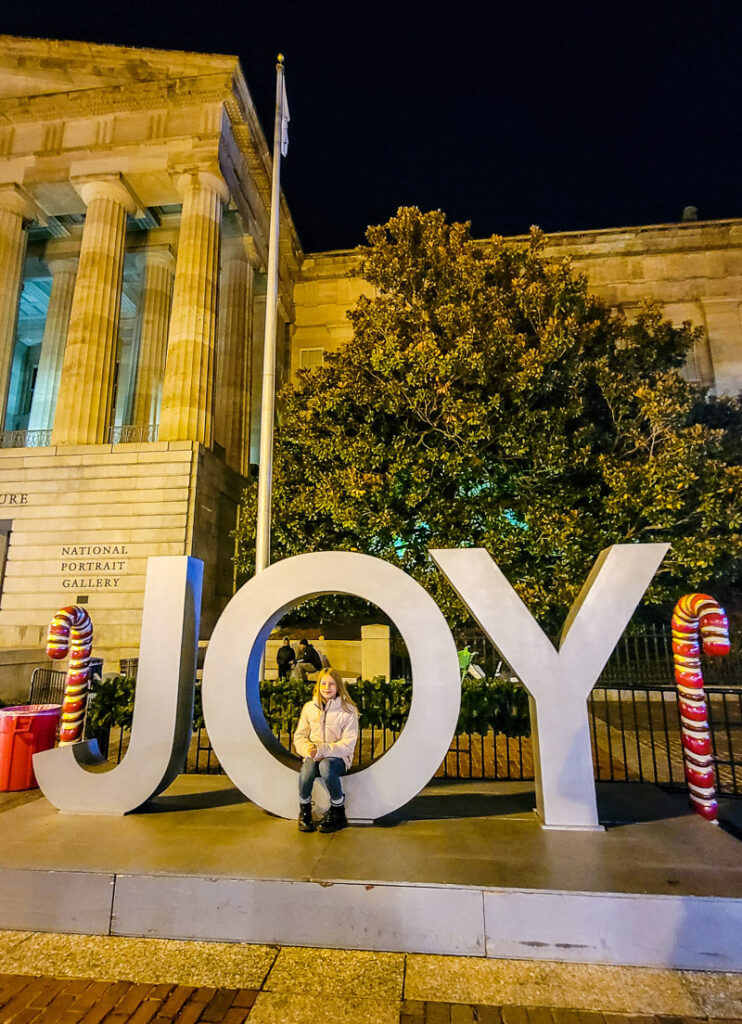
[{"x1": 235, "y1": 207, "x2": 742, "y2": 627}]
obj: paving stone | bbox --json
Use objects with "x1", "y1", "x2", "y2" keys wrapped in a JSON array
[
  {"x1": 0, "y1": 986, "x2": 40, "y2": 1021},
  {"x1": 38, "y1": 992, "x2": 77, "y2": 1021},
  {"x1": 67, "y1": 981, "x2": 110, "y2": 1012},
  {"x1": 164, "y1": 1005, "x2": 202, "y2": 1024},
  {"x1": 264, "y1": 946, "x2": 404, "y2": 1000},
  {"x1": 5, "y1": 1010, "x2": 41, "y2": 1024},
  {"x1": 7, "y1": 978, "x2": 54, "y2": 1010},
  {"x1": 246, "y1": 991, "x2": 401, "y2": 1023},
  {"x1": 401, "y1": 999, "x2": 425, "y2": 1020},
  {"x1": 680, "y1": 971, "x2": 742, "y2": 1020},
  {"x1": 231, "y1": 989, "x2": 257, "y2": 1009},
  {"x1": 157, "y1": 985, "x2": 195, "y2": 1017},
  {"x1": 77, "y1": 982, "x2": 132, "y2": 1024},
  {"x1": 473, "y1": 1008, "x2": 503, "y2": 1024},
  {"x1": 451, "y1": 1006, "x2": 477, "y2": 1023},
  {"x1": 148, "y1": 985, "x2": 174, "y2": 1001},
  {"x1": 526, "y1": 1009, "x2": 555, "y2": 1024},
  {"x1": 501, "y1": 1008, "x2": 529, "y2": 1024},
  {"x1": 200, "y1": 988, "x2": 237, "y2": 1020},
  {"x1": 126, "y1": 1000, "x2": 163, "y2": 1024},
  {"x1": 189, "y1": 987, "x2": 215, "y2": 1004},
  {"x1": 425, "y1": 1003, "x2": 451, "y2": 1023},
  {"x1": 407, "y1": 958, "x2": 564, "y2": 1011},
  {"x1": 0, "y1": 936, "x2": 33, "y2": 968},
  {"x1": 219, "y1": 1010, "x2": 250, "y2": 1024},
  {"x1": 1, "y1": 935, "x2": 276, "y2": 989},
  {"x1": 0, "y1": 976, "x2": 32, "y2": 1008},
  {"x1": 406, "y1": 958, "x2": 706, "y2": 1018},
  {"x1": 111, "y1": 983, "x2": 155, "y2": 1016}
]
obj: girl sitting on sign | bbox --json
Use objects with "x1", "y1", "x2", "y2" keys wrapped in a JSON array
[{"x1": 293, "y1": 668, "x2": 359, "y2": 833}]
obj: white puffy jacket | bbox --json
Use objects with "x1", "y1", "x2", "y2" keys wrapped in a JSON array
[{"x1": 293, "y1": 696, "x2": 359, "y2": 768}]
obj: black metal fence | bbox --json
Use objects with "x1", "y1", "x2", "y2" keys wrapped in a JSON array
[
  {"x1": 28, "y1": 667, "x2": 66, "y2": 705},
  {"x1": 452, "y1": 626, "x2": 742, "y2": 688},
  {"x1": 29, "y1": 626, "x2": 742, "y2": 799},
  {"x1": 589, "y1": 684, "x2": 742, "y2": 796},
  {"x1": 97, "y1": 682, "x2": 741, "y2": 800}
]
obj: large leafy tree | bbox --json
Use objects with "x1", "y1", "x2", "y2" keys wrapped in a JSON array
[{"x1": 236, "y1": 207, "x2": 742, "y2": 627}]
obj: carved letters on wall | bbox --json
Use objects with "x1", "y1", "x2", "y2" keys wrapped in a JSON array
[{"x1": 60, "y1": 543, "x2": 128, "y2": 589}]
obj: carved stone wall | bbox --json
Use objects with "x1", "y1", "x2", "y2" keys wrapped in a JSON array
[{"x1": 294, "y1": 220, "x2": 742, "y2": 397}]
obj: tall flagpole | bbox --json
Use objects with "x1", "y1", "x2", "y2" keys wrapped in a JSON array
[{"x1": 255, "y1": 54, "x2": 288, "y2": 573}]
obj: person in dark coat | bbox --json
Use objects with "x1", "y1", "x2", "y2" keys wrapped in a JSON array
[
  {"x1": 276, "y1": 637, "x2": 296, "y2": 679},
  {"x1": 293, "y1": 638, "x2": 323, "y2": 679}
]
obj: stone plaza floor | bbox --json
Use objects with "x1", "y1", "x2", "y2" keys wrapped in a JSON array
[
  {"x1": 0, "y1": 780, "x2": 741, "y2": 1021},
  {"x1": 0, "y1": 930, "x2": 741, "y2": 1022}
]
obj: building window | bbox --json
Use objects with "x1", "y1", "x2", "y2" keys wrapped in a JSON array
[
  {"x1": 299, "y1": 347, "x2": 325, "y2": 370},
  {"x1": 0, "y1": 521, "x2": 11, "y2": 609}
]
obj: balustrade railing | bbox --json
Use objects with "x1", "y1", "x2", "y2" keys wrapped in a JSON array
[
  {"x1": 108, "y1": 423, "x2": 158, "y2": 444},
  {"x1": 0, "y1": 425, "x2": 161, "y2": 447},
  {"x1": 0, "y1": 429, "x2": 52, "y2": 448}
]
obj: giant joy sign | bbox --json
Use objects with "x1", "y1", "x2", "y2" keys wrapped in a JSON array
[{"x1": 34, "y1": 544, "x2": 668, "y2": 830}]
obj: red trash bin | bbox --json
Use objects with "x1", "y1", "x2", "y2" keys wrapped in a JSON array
[{"x1": 0, "y1": 704, "x2": 62, "y2": 791}]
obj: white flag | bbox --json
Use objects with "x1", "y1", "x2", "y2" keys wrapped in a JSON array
[{"x1": 280, "y1": 75, "x2": 290, "y2": 157}]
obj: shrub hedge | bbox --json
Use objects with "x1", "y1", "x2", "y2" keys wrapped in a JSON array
[{"x1": 88, "y1": 674, "x2": 530, "y2": 739}]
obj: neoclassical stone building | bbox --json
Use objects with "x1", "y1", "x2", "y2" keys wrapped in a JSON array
[
  {"x1": 0, "y1": 35, "x2": 302, "y2": 686},
  {"x1": 0, "y1": 34, "x2": 741, "y2": 689},
  {"x1": 296, "y1": 220, "x2": 742, "y2": 397}
]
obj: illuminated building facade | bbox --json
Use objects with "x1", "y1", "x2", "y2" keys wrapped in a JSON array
[{"x1": 0, "y1": 34, "x2": 740, "y2": 690}]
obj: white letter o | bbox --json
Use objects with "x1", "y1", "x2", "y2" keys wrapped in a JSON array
[{"x1": 202, "y1": 551, "x2": 460, "y2": 821}]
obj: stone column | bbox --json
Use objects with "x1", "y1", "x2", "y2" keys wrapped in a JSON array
[
  {"x1": 248, "y1": 274, "x2": 267, "y2": 467},
  {"x1": 28, "y1": 258, "x2": 78, "y2": 431},
  {"x1": 52, "y1": 177, "x2": 137, "y2": 445},
  {"x1": 131, "y1": 247, "x2": 176, "y2": 430},
  {"x1": 0, "y1": 186, "x2": 33, "y2": 429},
  {"x1": 158, "y1": 170, "x2": 228, "y2": 446},
  {"x1": 214, "y1": 235, "x2": 255, "y2": 471}
]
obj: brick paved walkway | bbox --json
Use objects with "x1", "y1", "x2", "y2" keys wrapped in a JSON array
[{"x1": 1, "y1": 974, "x2": 740, "y2": 1024}]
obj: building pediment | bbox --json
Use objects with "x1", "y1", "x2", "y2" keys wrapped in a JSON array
[{"x1": 0, "y1": 35, "x2": 236, "y2": 101}]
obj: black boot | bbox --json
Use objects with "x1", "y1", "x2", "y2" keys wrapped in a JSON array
[
  {"x1": 319, "y1": 802, "x2": 347, "y2": 833},
  {"x1": 298, "y1": 802, "x2": 316, "y2": 832}
]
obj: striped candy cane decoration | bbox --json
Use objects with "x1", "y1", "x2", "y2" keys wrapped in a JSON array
[
  {"x1": 671, "y1": 593, "x2": 730, "y2": 823},
  {"x1": 46, "y1": 606, "x2": 94, "y2": 746}
]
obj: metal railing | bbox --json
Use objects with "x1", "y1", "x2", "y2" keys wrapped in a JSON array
[
  {"x1": 452, "y1": 626, "x2": 742, "y2": 687},
  {"x1": 0, "y1": 424, "x2": 160, "y2": 447},
  {"x1": 590, "y1": 684, "x2": 742, "y2": 795},
  {"x1": 0, "y1": 429, "x2": 52, "y2": 448},
  {"x1": 28, "y1": 667, "x2": 66, "y2": 705},
  {"x1": 108, "y1": 424, "x2": 158, "y2": 444},
  {"x1": 96, "y1": 683, "x2": 740, "y2": 799}
]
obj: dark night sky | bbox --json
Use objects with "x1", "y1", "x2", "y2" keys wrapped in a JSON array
[{"x1": 3, "y1": 1, "x2": 741, "y2": 253}]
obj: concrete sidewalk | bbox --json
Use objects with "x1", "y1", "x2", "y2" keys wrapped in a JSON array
[
  {"x1": 0, "y1": 930, "x2": 741, "y2": 1022},
  {"x1": 1, "y1": 777, "x2": 741, "y2": 970}
]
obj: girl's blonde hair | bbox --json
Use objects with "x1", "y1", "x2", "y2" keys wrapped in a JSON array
[{"x1": 313, "y1": 668, "x2": 359, "y2": 715}]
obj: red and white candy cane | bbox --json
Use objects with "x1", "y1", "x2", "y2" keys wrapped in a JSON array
[
  {"x1": 46, "y1": 606, "x2": 94, "y2": 746},
  {"x1": 671, "y1": 593, "x2": 730, "y2": 823}
]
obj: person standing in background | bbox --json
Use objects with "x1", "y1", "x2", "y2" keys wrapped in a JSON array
[{"x1": 276, "y1": 636, "x2": 296, "y2": 679}]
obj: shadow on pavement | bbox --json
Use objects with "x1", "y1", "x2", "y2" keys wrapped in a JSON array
[{"x1": 140, "y1": 787, "x2": 248, "y2": 813}]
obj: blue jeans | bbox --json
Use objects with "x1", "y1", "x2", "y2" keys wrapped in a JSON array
[{"x1": 298, "y1": 757, "x2": 346, "y2": 804}]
